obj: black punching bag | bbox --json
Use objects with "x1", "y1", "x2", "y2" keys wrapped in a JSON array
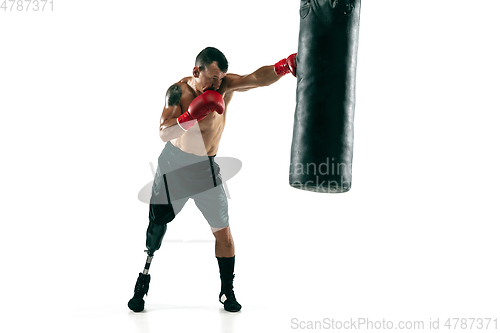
[{"x1": 289, "y1": 0, "x2": 361, "y2": 193}]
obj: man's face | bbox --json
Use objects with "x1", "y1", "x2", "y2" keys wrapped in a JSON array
[{"x1": 194, "y1": 61, "x2": 226, "y2": 92}]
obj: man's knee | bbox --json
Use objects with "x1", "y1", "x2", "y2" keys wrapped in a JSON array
[
  {"x1": 211, "y1": 226, "x2": 226, "y2": 233},
  {"x1": 213, "y1": 226, "x2": 233, "y2": 245}
]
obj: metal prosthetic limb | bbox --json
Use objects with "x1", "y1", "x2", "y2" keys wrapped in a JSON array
[{"x1": 142, "y1": 254, "x2": 153, "y2": 275}]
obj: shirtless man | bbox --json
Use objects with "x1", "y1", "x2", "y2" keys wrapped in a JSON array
[{"x1": 128, "y1": 47, "x2": 296, "y2": 312}]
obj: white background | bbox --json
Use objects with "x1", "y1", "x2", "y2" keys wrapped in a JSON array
[{"x1": 1, "y1": 0, "x2": 499, "y2": 332}]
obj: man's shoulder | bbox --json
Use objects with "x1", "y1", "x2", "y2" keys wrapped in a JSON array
[
  {"x1": 165, "y1": 78, "x2": 198, "y2": 107},
  {"x1": 177, "y1": 78, "x2": 197, "y2": 95},
  {"x1": 220, "y1": 73, "x2": 250, "y2": 92},
  {"x1": 166, "y1": 77, "x2": 189, "y2": 88},
  {"x1": 168, "y1": 79, "x2": 195, "y2": 96},
  {"x1": 222, "y1": 73, "x2": 240, "y2": 83},
  {"x1": 177, "y1": 76, "x2": 193, "y2": 84}
]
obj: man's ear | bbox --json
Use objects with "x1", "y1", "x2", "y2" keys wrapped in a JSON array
[{"x1": 193, "y1": 66, "x2": 200, "y2": 78}]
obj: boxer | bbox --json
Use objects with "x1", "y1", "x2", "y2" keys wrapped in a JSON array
[{"x1": 128, "y1": 47, "x2": 296, "y2": 312}]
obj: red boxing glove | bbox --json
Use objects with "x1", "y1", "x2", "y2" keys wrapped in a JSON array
[
  {"x1": 274, "y1": 53, "x2": 297, "y2": 77},
  {"x1": 177, "y1": 90, "x2": 225, "y2": 131}
]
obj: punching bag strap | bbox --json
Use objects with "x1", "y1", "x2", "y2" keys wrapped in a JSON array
[{"x1": 331, "y1": 0, "x2": 355, "y2": 15}]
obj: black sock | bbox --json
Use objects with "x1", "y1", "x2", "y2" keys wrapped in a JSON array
[
  {"x1": 216, "y1": 256, "x2": 235, "y2": 282},
  {"x1": 216, "y1": 256, "x2": 241, "y2": 311}
]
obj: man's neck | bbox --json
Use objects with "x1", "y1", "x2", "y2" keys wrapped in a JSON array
[{"x1": 187, "y1": 77, "x2": 203, "y2": 96}]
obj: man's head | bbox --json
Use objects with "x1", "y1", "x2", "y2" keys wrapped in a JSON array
[{"x1": 193, "y1": 47, "x2": 228, "y2": 92}]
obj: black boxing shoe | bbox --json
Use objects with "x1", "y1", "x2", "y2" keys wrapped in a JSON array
[
  {"x1": 128, "y1": 273, "x2": 151, "y2": 312},
  {"x1": 219, "y1": 273, "x2": 241, "y2": 312}
]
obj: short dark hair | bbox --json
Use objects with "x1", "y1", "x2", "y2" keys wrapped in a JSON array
[{"x1": 195, "y1": 47, "x2": 228, "y2": 73}]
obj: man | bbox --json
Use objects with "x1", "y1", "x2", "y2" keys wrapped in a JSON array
[{"x1": 128, "y1": 47, "x2": 296, "y2": 312}]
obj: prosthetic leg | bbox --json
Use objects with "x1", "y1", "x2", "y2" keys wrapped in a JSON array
[{"x1": 127, "y1": 221, "x2": 168, "y2": 312}]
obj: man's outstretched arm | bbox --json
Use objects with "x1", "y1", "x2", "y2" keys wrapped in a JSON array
[{"x1": 225, "y1": 53, "x2": 296, "y2": 92}]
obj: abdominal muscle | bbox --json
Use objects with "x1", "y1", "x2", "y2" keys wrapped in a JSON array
[{"x1": 171, "y1": 111, "x2": 226, "y2": 156}]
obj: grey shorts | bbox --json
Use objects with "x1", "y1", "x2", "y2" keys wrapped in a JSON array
[{"x1": 149, "y1": 142, "x2": 229, "y2": 229}]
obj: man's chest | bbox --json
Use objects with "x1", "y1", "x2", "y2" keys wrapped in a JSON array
[{"x1": 198, "y1": 111, "x2": 225, "y2": 132}]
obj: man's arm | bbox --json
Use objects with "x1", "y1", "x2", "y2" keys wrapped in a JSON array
[
  {"x1": 225, "y1": 66, "x2": 280, "y2": 92},
  {"x1": 225, "y1": 53, "x2": 297, "y2": 92},
  {"x1": 159, "y1": 84, "x2": 185, "y2": 142}
]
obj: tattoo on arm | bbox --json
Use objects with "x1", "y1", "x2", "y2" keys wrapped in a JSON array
[{"x1": 165, "y1": 84, "x2": 182, "y2": 106}]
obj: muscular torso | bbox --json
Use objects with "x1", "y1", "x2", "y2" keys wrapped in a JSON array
[
  {"x1": 160, "y1": 64, "x2": 278, "y2": 154},
  {"x1": 169, "y1": 77, "x2": 234, "y2": 156}
]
